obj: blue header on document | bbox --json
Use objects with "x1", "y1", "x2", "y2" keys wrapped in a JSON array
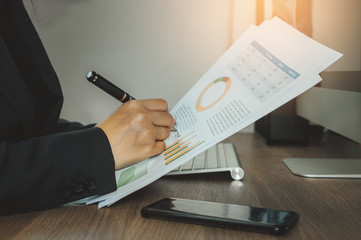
[{"x1": 251, "y1": 41, "x2": 300, "y2": 79}]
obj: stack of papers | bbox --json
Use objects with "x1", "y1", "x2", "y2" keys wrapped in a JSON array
[{"x1": 87, "y1": 17, "x2": 342, "y2": 208}]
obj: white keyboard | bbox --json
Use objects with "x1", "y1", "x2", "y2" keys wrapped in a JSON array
[{"x1": 167, "y1": 143, "x2": 244, "y2": 180}]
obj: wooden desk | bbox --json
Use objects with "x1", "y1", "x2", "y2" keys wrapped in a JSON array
[{"x1": 1, "y1": 132, "x2": 360, "y2": 240}]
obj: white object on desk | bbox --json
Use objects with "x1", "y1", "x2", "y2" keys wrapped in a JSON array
[
  {"x1": 283, "y1": 158, "x2": 361, "y2": 178},
  {"x1": 167, "y1": 143, "x2": 244, "y2": 180}
]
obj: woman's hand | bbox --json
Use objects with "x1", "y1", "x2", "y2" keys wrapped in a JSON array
[{"x1": 96, "y1": 99, "x2": 174, "y2": 170}]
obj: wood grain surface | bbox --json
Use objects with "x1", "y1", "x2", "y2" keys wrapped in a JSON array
[{"x1": 1, "y1": 132, "x2": 360, "y2": 240}]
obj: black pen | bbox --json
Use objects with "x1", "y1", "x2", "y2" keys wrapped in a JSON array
[
  {"x1": 86, "y1": 71, "x2": 135, "y2": 103},
  {"x1": 86, "y1": 71, "x2": 178, "y2": 133}
]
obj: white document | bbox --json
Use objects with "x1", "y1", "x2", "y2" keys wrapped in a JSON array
[{"x1": 87, "y1": 17, "x2": 342, "y2": 208}]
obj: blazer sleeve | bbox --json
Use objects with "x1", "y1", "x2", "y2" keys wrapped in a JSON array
[
  {"x1": 54, "y1": 118, "x2": 96, "y2": 133},
  {"x1": 0, "y1": 127, "x2": 117, "y2": 215}
]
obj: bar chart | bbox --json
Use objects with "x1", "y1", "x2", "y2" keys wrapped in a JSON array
[{"x1": 164, "y1": 131, "x2": 204, "y2": 165}]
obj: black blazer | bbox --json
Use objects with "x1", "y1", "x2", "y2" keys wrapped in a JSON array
[{"x1": 0, "y1": 0, "x2": 116, "y2": 215}]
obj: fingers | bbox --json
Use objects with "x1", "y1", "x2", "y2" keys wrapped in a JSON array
[
  {"x1": 99, "y1": 98, "x2": 174, "y2": 170},
  {"x1": 154, "y1": 126, "x2": 171, "y2": 140},
  {"x1": 151, "y1": 111, "x2": 174, "y2": 128},
  {"x1": 139, "y1": 99, "x2": 169, "y2": 112},
  {"x1": 138, "y1": 125, "x2": 170, "y2": 142},
  {"x1": 149, "y1": 141, "x2": 167, "y2": 157},
  {"x1": 125, "y1": 99, "x2": 174, "y2": 129}
]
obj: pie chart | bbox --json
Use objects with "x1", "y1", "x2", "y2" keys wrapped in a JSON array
[{"x1": 196, "y1": 77, "x2": 231, "y2": 111}]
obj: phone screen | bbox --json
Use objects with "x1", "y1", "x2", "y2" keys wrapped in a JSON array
[{"x1": 141, "y1": 198, "x2": 299, "y2": 234}]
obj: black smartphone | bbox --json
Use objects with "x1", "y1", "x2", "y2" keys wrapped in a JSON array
[{"x1": 141, "y1": 198, "x2": 299, "y2": 235}]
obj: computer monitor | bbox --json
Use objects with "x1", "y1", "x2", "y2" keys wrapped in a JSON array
[
  {"x1": 281, "y1": 0, "x2": 361, "y2": 178},
  {"x1": 283, "y1": 71, "x2": 361, "y2": 178},
  {"x1": 255, "y1": 0, "x2": 361, "y2": 177}
]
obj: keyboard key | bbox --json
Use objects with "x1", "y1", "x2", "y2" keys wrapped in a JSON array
[
  {"x1": 217, "y1": 143, "x2": 228, "y2": 168},
  {"x1": 193, "y1": 151, "x2": 206, "y2": 170},
  {"x1": 206, "y1": 145, "x2": 218, "y2": 169},
  {"x1": 224, "y1": 144, "x2": 240, "y2": 167},
  {"x1": 181, "y1": 159, "x2": 194, "y2": 171},
  {"x1": 170, "y1": 166, "x2": 180, "y2": 172}
]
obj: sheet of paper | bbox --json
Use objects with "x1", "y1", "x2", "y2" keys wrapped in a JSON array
[{"x1": 87, "y1": 17, "x2": 342, "y2": 208}]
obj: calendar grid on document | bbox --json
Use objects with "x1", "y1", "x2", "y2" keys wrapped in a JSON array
[{"x1": 229, "y1": 40, "x2": 300, "y2": 102}]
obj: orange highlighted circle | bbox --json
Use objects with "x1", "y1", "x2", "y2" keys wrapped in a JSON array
[{"x1": 196, "y1": 77, "x2": 231, "y2": 112}]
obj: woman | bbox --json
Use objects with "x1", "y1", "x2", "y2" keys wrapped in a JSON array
[{"x1": 0, "y1": 0, "x2": 174, "y2": 215}]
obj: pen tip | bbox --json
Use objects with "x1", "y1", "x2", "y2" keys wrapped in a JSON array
[{"x1": 86, "y1": 71, "x2": 96, "y2": 81}]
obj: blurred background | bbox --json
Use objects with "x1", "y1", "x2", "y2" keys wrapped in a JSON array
[{"x1": 24, "y1": 0, "x2": 360, "y2": 132}]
